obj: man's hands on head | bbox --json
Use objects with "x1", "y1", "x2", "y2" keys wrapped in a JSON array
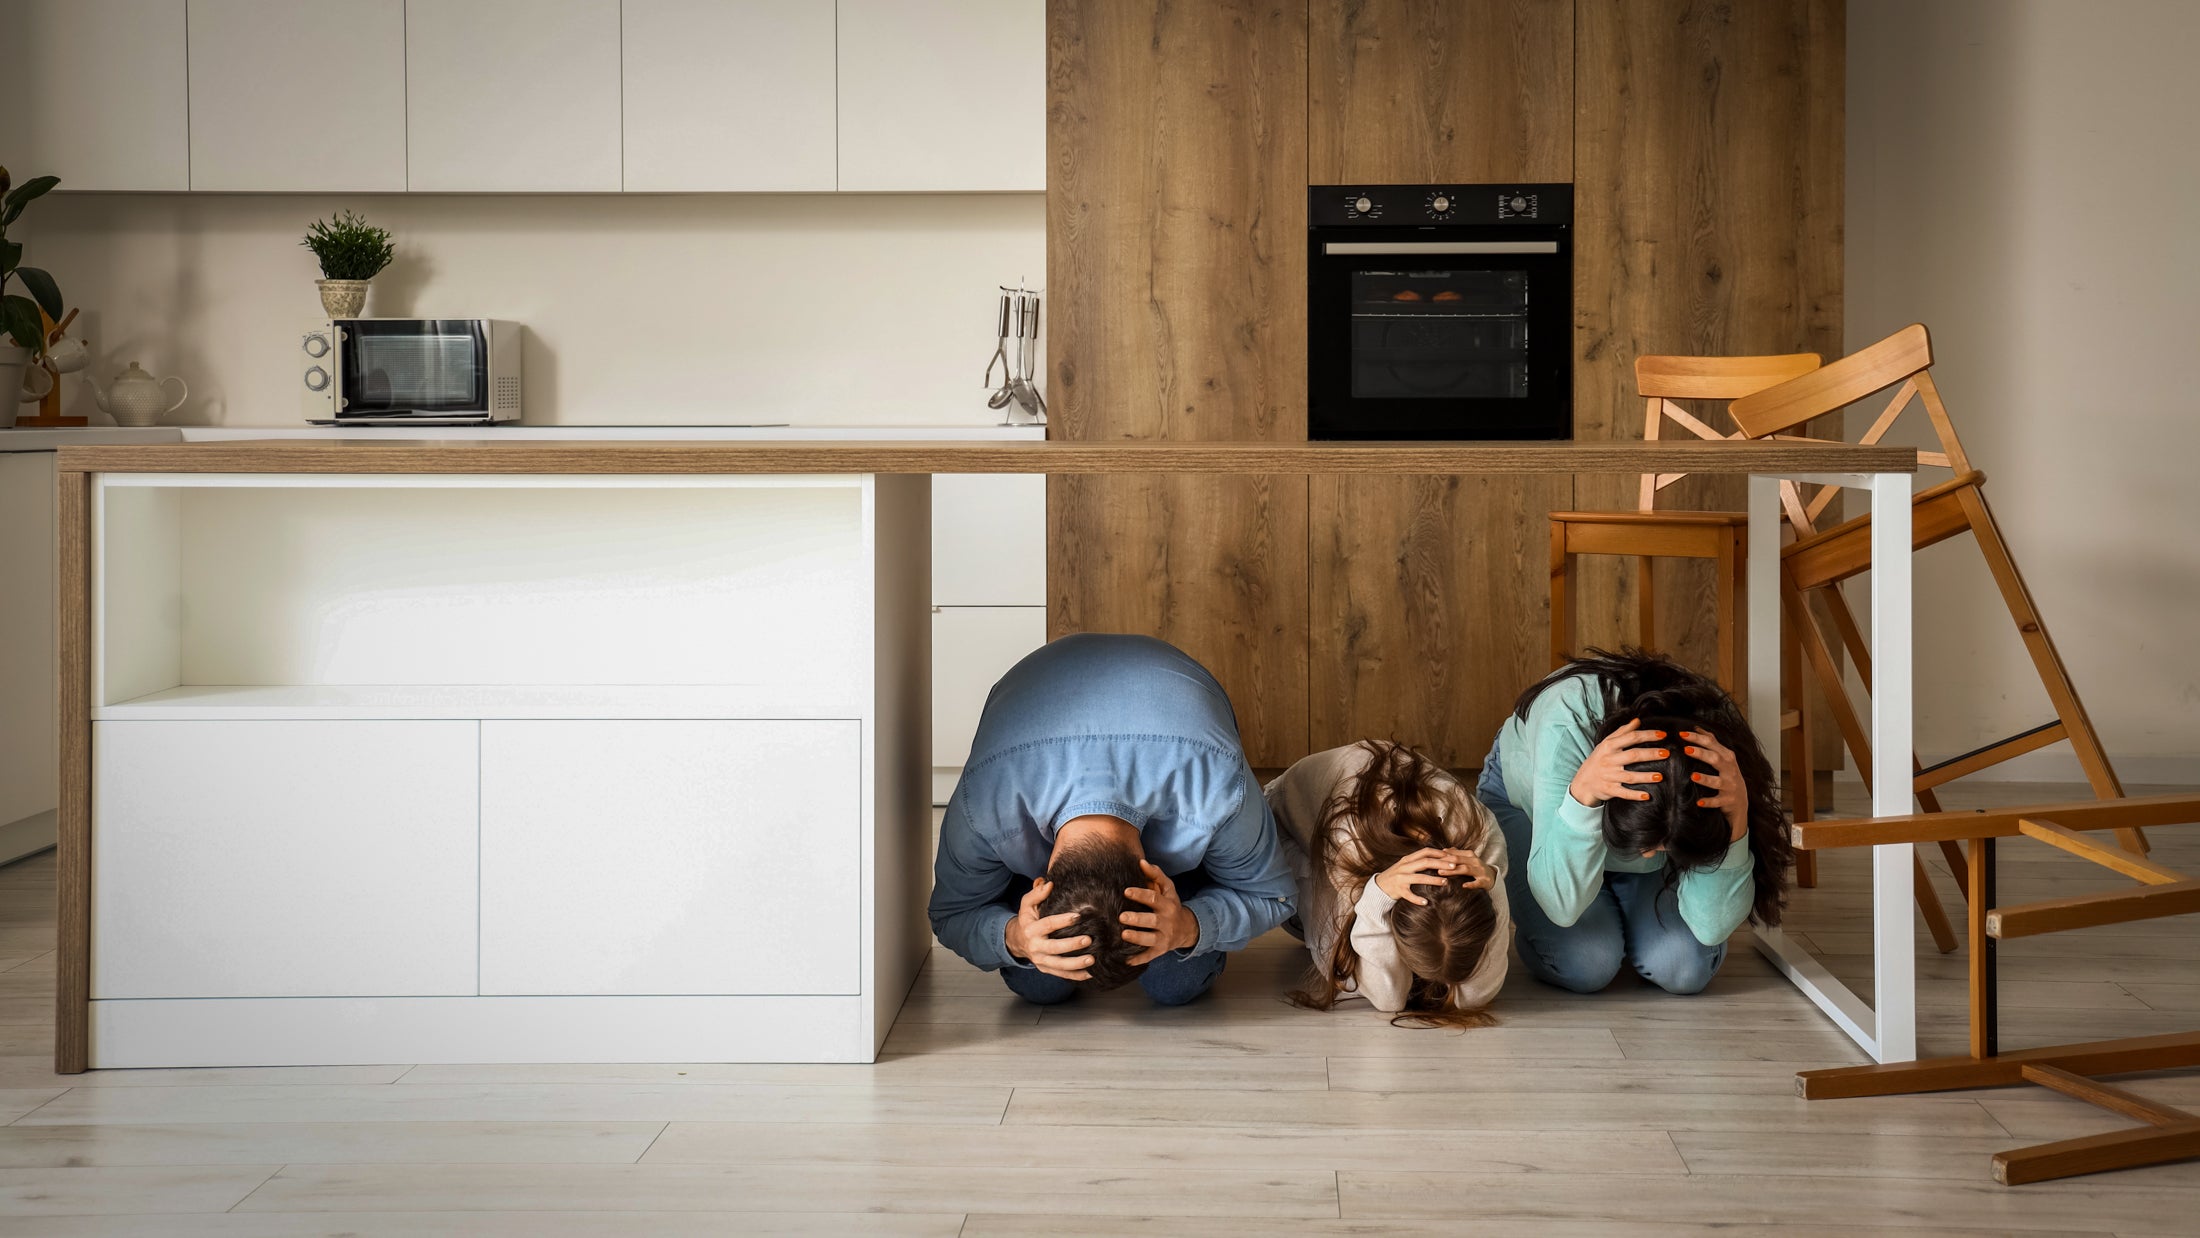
[
  {"x1": 1004, "y1": 879, "x2": 1095, "y2": 981},
  {"x1": 1120, "y1": 860, "x2": 1198, "y2": 965}
]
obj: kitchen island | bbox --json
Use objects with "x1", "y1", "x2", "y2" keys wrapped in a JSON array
[{"x1": 52, "y1": 437, "x2": 1917, "y2": 1072}]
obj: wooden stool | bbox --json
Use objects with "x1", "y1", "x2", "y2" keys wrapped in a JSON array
[
  {"x1": 1729, "y1": 324, "x2": 2148, "y2": 861},
  {"x1": 1549, "y1": 350, "x2": 1961, "y2": 951}
]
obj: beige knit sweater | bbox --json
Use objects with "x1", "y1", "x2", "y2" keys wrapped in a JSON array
[{"x1": 1264, "y1": 745, "x2": 1512, "y2": 1013}]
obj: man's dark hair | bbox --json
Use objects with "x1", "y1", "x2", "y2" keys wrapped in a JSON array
[{"x1": 1040, "y1": 839, "x2": 1151, "y2": 992}]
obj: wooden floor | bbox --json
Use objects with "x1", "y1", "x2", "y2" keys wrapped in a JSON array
[{"x1": 0, "y1": 782, "x2": 2195, "y2": 1235}]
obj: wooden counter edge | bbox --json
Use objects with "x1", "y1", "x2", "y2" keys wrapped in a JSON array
[{"x1": 55, "y1": 438, "x2": 1920, "y2": 476}]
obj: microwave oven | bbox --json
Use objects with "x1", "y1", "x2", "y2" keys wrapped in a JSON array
[{"x1": 301, "y1": 319, "x2": 523, "y2": 424}]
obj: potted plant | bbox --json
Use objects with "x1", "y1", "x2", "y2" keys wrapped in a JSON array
[
  {"x1": 301, "y1": 209, "x2": 395, "y2": 318},
  {"x1": 0, "y1": 166, "x2": 66, "y2": 427}
]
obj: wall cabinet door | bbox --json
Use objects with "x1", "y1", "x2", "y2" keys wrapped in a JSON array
[
  {"x1": 622, "y1": 0, "x2": 836, "y2": 192},
  {"x1": 91, "y1": 720, "x2": 479, "y2": 999},
  {"x1": 479, "y1": 720, "x2": 863, "y2": 996},
  {"x1": 187, "y1": 0, "x2": 407, "y2": 191},
  {"x1": 406, "y1": 0, "x2": 622, "y2": 192},
  {"x1": 836, "y1": 0, "x2": 1043, "y2": 191},
  {"x1": 0, "y1": 0, "x2": 188, "y2": 191},
  {"x1": 933, "y1": 474, "x2": 1045, "y2": 606}
]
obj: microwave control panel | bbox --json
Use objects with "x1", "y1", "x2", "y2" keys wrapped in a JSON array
[{"x1": 300, "y1": 320, "x2": 336, "y2": 421}]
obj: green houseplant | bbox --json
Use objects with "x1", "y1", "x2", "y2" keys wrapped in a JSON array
[
  {"x1": 1, "y1": 166, "x2": 66, "y2": 426},
  {"x1": 301, "y1": 210, "x2": 395, "y2": 318}
]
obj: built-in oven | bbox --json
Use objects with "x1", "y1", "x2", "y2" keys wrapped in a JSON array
[{"x1": 1308, "y1": 184, "x2": 1572, "y2": 440}]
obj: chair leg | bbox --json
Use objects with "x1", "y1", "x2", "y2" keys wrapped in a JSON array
[
  {"x1": 1783, "y1": 625, "x2": 1818, "y2": 889},
  {"x1": 1714, "y1": 528, "x2": 1742, "y2": 694},
  {"x1": 1636, "y1": 554, "x2": 1657, "y2": 652},
  {"x1": 1550, "y1": 522, "x2": 1573, "y2": 670},
  {"x1": 1915, "y1": 851, "x2": 1960, "y2": 954},
  {"x1": 1955, "y1": 486, "x2": 2145, "y2": 854}
]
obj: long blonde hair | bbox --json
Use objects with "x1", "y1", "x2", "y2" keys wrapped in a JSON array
[{"x1": 1287, "y1": 741, "x2": 1499, "y2": 1030}]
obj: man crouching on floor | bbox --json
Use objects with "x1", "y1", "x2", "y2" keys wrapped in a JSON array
[{"x1": 928, "y1": 633, "x2": 1298, "y2": 1005}]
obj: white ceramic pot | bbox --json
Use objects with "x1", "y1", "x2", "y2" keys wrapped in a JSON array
[
  {"x1": 317, "y1": 279, "x2": 370, "y2": 318},
  {"x1": 0, "y1": 344, "x2": 56, "y2": 429}
]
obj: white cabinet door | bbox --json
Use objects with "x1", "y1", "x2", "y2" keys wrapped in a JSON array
[
  {"x1": 187, "y1": 0, "x2": 407, "y2": 191},
  {"x1": 933, "y1": 606, "x2": 1046, "y2": 769},
  {"x1": 622, "y1": 0, "x2": 836, "y2": 192},
  {"x1": 92, "y1": 720, "x2": 479, "y2": 999},
  {"x1": 0, "y1": 0, "x2": 188, "y2": 191},
  {"x1": 836, "y1": 0, "x2": 1044, "y2": 192},
  {"x1": 933, "y1": 473, "x2": 1046, "y2": 606},
  {"x1": 406, "y1": 0, "x2": 622, "y2": 192},
  {"x1": 479, "y1": 720, "x2": 862, "y2": 996}
]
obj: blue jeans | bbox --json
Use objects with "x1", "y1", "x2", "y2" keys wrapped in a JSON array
[
  {"x1": 995, "y1": 870, "x2": 1229, "y2": 1007},
  {"x1": 1475, "y1": 737, "x2": 1727, "y2": 995}
]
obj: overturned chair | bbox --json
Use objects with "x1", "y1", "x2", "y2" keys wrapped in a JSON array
[{"x1": 1794, "y1": 793, "x2": 2200, "y2": 1184}]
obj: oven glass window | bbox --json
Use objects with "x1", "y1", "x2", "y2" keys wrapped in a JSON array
[
  {"x1": 341, "y1": 323, "x2": 485, "y2": 411},
  {"x1": 1348, "y1": 270, "x2": 1530, "y2": 399}
]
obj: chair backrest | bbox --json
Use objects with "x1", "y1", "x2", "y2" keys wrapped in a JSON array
[
  {"x1": 1727, "y1": 323, "x2": 1974, "y2": 536},
  {"x1": 1632, "y1": 352, "x2": 1822, "y2": 511}
]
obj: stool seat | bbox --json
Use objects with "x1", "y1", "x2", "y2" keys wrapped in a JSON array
[{"x1": 1550, "y1": 510, "x2": 1750, "y2": 527}]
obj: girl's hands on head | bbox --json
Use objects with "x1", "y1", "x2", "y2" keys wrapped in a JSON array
[
  {"x1": 1375, "y1": 847, "x2": 1484, "y2": 905},
  {"x1": 1680, "y1": 730, "x2": 1751, "y2": 842},
  {"x1": 1568, "y1": 717, "x2": 1669, "y2": 809}
]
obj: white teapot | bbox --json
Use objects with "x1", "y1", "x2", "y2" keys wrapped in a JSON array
[{"x1": 86, "y1": 362, "x2": 188, "y2": 426}]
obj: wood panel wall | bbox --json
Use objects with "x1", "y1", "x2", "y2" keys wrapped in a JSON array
[
  {"x1": 1572, "y1": 0, "x2": 1846, "y2": 672},
  {"x1": 1044, "y1": 1, "x2": 1311, "y2": 765},
  {"x1": 1306, "y1": 0, "x2": 1575, "y2": 765},
  {"x1": 1045, "y1": 0, "x2": 1844, "y2": 770}
]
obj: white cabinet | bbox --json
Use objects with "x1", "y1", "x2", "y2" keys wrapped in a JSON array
[
  {"x1": 91, "y1": 720, "x2": 479, "y2": 999},
  {"x1": 0, "y1": 0, "x2": 189, "y2": 191},
  {"x1": 933, "y1": 473, "x2": 1046, "y2": 606},
  {"x1": 479, "y1": 720, "x2": 863, "y2": 997},
  {"x1": 622, "y1": 0, "x2": 837, "y2": 192},
  {"x1": 836, "y1": 0, "x2": 1045, "y2": 192},
  {"x1": 186, "y1": 0, "x2": 407, "y2": 191},
  {"x1": 406, "y1": 0, "x2": 622, "y2": 192},
  {"x1": 933, "y1": 606, "x2": 1047, "y2": 772}
]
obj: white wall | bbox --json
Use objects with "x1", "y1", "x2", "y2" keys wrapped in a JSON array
[
  {"x1": 25, "y1": 193, "x2": 1042, "y2": 426},
  {"x1": 1849, "y1": 0, "x2": 2200, "y2": 778}
]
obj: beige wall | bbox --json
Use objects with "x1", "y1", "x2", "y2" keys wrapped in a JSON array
[
  {"x1": 1849, "y1": 0, "x2": 2200, "y2": 777},
  {"x1": 26, "y1": 192, "x2": 1042, "y2": 427}
]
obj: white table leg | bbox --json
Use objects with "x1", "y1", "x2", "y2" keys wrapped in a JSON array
[{"x1": 1868, "y1": 470, "x2": 1917, "y2": 1063}]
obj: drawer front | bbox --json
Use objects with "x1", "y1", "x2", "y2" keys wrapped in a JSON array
[
  {"x1": 479, "y1": 720, "x2": 862, "y2": 996},
  {"x1": 92, "y1": 720, "x2": 480, "y2": 999}
]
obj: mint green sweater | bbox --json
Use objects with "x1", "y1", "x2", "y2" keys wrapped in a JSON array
[{"x1": 1496, "y1": 673, "x2": 1754, "y2": 946}]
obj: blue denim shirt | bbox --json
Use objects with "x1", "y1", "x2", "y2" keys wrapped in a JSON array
[{"x1": 929, "y1": 634, "x2": 1298, "y2": 971}]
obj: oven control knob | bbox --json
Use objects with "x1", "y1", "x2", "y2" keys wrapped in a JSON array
[
  {"x1": 1430, "y1": 194, "x2": 1452, "y2": 213},
  {"x1": 304, "y1": 365, "x2": 330, "y2": 392},
  {"x1": 302, "y1": 332, "x2": 330, "y2": 358},
  {"x1": 1510, "y1": 195, "x2": 1530, "y2": 213},
  {"x1": 1354, "y1": 195, "x2": 1373, "y2": 214}
]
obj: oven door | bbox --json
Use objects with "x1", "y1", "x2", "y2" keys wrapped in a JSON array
[
  {"x1": 334, "y1": 320, "x2": 491, "y2": 418},
  {"x1": 1308, "y1": 233, "x2": 1571, "y2": 440}
]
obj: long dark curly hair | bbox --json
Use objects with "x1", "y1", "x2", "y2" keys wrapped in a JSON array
[
  {"x1": 1513, "y1": 649, "x2": 1793, "y2": 927},
  {"x1": 1286, "y1": 741, "x2": 1501, "y2": 1029}
]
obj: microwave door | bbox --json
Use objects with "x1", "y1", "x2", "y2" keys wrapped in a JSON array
[{"x1": 337, "y1": 320, "x2": 489, "y2": 416}]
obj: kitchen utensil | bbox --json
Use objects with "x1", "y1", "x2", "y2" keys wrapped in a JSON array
[
  {"x1": 985, "y1": 290, "x2": 1015, "y2": 409},
  {"x1": 85, "y1": 361, "x2": 188, "y2": 426}
]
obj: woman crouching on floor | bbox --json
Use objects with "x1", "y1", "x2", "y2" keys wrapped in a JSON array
[
  {"x1": 1479, "y1": 648, "x2": 1793, "y2": 996},
  {"x1": 1267, "y1": 740, "x2": 1512, "y2": 1028}
]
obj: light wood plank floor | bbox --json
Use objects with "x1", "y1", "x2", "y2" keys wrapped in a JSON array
[{"x1": 0, "y1": 781, "x2": 2195, "y2": 1235}]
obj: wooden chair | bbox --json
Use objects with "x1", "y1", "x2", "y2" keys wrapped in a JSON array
[
  {"x1": 1795, "y1": 794, "x2": 2200, "y2": 1184},
  {"x1": 1727, "y1": 323, "x2": 2147, "y2": 861},
  {"x1": 1548, "y1": 352, "x2": 1961, "y2": 952}
]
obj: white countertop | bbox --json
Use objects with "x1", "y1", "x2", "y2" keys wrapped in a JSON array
[{"x1": 1, "y1": 423, "x2": 1046, "y2": 452}]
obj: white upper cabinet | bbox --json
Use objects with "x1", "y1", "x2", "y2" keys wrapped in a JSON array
[
  {"x1": 186, "y1": 0, "x2": 407, "y2": 192},
  {"x1": 0, "y1": 0, "x2": 189, "y2": 191},
  {"x1": 836, "y1": 0, "x2": 1044, "y2": 192},
  {"x1": 622, "y1": 0, "x2": 837, "y2": 192},
  {"x1": 406, "y1": 0, "x2": 623, "y2": 192}
]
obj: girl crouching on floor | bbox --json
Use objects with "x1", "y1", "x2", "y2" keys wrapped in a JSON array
[{"x1": 1267, "y1": 740, "x2": 1511, "y2": 1028}]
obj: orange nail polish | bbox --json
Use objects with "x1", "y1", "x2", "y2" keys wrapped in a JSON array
[{"x1": 1650, "y1": 773, "x2": 1662, "y2": 782}]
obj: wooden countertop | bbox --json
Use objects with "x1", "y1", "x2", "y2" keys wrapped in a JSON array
[{"x1": 56, "y1": 437, "x2": 1917, "y2": 476}]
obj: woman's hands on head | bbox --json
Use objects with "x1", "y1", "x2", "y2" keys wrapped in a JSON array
[
  {"x1": 1568, "y1": 717, "x2": 1669, "y2": 809},
  {"x1": 1374, "y1": 847, "x2": 1493, "y2": 906},
  {"x1": 1681, "y1": 729, "x2": 1751, "y2": 842}
]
